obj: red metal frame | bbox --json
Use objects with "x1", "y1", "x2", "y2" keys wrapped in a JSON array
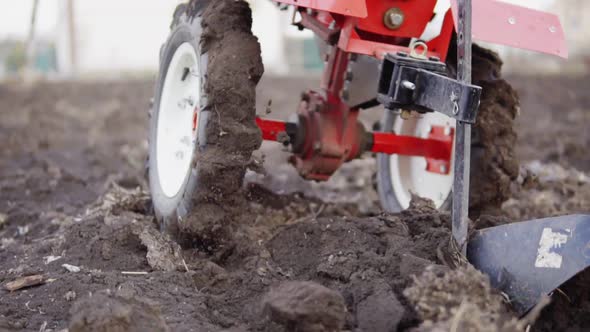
[
  {"x1": 256, "y1": 116, "x2": 454, "y2": 176},
  {"x1": 280, "y1": 0, "x2": 567, "y2": 59},
  {"x1": 263, "y1": 0, "x2": 566, "y2": 181}
]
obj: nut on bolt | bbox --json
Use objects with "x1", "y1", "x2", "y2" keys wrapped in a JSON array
[{"x1": 384, "y1": 8, "x2": 404, "y2": 30}]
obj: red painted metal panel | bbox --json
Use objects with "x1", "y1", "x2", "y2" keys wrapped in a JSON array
[
  {"x1": 356, "y1": 0, "x2": 437, "y2": 38},
  {"x1": 338, "y1": 17, "x2": 442, "y2": 59},
  {"x1": 450, "y1": 0, "x2": 567, "y2": 58},
  {"x1": 272, "y1": 0, "x2": 368, "y2": 18}
]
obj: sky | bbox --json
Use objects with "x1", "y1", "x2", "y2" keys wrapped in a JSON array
[{"x1": 0, "y1": 0, "x2": 58, "y2": 39}]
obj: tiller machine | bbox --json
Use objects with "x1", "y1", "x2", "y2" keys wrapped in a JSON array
[{"x1": 149, "y1": 0, "x2": 590, "y2": 315}]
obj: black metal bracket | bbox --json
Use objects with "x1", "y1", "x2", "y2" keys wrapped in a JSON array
[{"x1": 377, "y1": 52, "x2": 482, "y2": 124}]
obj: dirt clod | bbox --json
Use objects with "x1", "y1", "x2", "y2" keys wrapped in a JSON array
[
  {"x1": 404, "y1": 266, "x2": 522, "y2": 331},
  {"x1": 136, "y1": 225, "x2": 183, "y2": 272},
  {"x1": 262, "y1": 281, "x2": 346, "y2": 332},
  {"x1": 69, "y1": 291, "x2": 169, "y2": 332}
]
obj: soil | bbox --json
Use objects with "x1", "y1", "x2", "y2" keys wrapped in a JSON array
[
  {"x1": 1, "y1": 5, "x2": 590, "y2": 331},
  {"x1": 448, "y1": 45, "x2": 521, "y2": 217}
]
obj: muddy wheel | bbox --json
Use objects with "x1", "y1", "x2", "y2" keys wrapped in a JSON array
[
  {"x1": 377, "y1": 45, "x2": 520, "y2": 216},
  {"x1": 149, "y1": 0, "x2": 263, "y2": 237}
]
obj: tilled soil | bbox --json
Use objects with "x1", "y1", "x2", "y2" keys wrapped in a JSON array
[{"x1": 1, "y1": 76, "x2": 589, "y2": 331}]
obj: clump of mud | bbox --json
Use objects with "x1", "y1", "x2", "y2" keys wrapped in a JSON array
[
  {"x1": 470, "y1": 46, "x2": 520, "y2": 216},
  {"x1": 69, "y1": 290, "x2": 169, "y2": 332},
  {"x1": 448, "y1": 44, "x2": 520, "y2": 217},
  {"x1": 404, "y1": 266, "x2": 522, "y2": 331},
  {"x1": 262, "y1": 281, "x2": 346, "y2": 331},
  {"x1": 181, "y1": 0, "x2": 264, "y2": 246}
]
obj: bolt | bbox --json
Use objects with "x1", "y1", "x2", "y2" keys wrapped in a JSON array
[
  {"x1": 400, "y1": 110, "x2": 411, "y2": 120},
  {"x1": 440, "y1": 165, "x2": 447, "y2": 173},
  {"x1": 401, "y1": 80, "x2": 415, "y2": 91},
  {"x1": 508, "y1": 17, "x2": 516, "y2": 25},
  {"x1": 444, "y1": 126, "x2": 451, "y2": 136},
  {"x1": 389, "y1": 12, "x2": 404, "y2": 27},
  {"x1": 384, "y1": 8, "x2": 405, "y2": 30},
  {"x1": 396, "y1": 51, "x2": 408, "y2": 57},
  {"x1": 313, "y1": 142, "x2": 322, "y2": 151},
  {"x1": 548, "y1": 26, "x2": 556, "y2": 33}
]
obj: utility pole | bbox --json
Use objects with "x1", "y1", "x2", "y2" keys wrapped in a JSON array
[{"x1": 25, "y1": 0, "x2": 40, "y2": 75}]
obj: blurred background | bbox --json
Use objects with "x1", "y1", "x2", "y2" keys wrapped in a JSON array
[{"x1": 0, "y1": 0, "x2": 588, "y2": 80}]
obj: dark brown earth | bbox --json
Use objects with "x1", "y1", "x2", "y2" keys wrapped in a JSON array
[
  {"x1": 1, "y1": 73, "x2": 588, "y2": 331},
  {"x1": 1, "y1": 15, "x2": 590, "y2": 332}
]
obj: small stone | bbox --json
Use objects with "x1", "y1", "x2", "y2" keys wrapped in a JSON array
[
  {"x1": 62, "y1": 264, "x2": 81, "y2": 273},
  {"x1": 65, "y1": 291, "x2": 77, "y2": 302},
  {"x1": 44, "y1": 255, "x2": 62, "y2": 265}
]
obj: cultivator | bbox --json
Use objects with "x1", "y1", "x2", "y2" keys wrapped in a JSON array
[{"x1": 150, "y1": 0, "x2": 589, "y2": 315}]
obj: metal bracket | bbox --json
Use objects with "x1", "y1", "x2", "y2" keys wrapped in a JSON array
[{"x1": 377, "y1": 52, "x2": 482, "y2": 124}]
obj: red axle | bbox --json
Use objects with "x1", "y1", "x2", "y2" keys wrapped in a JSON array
[
  {"x1": 371, "y1": 131, "x2": 452, "y2": 160},
  {"x1": 255, "y1": 116, "x2": 454, "y2": 178},
  {"x1": 255, "y1": 117, "x2": 287, "y2": 141}
]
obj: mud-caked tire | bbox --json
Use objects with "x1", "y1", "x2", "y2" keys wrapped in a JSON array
[
  {"x1": 148, "y1": 0, "x2": 263, "y2": 238},
  {"x1": 377, "y1": 44, "x2": 520, "y2": 217}
]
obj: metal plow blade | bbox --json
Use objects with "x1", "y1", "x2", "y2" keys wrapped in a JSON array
[{"x1": 468, "y1": 214, "x2": 590, "y2": 314}]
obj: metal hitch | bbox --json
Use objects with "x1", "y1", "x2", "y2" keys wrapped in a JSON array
[{"x1": 377, "y1": 52, "x2": 482, "y2": 124}]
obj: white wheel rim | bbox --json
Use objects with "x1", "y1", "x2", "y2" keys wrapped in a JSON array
[
  {"x1": 156, "y1": 42, "x2": 201, "y2": 198},
  {"x1": 389, "y1": 112, "x2": 456, "y2": 209}
]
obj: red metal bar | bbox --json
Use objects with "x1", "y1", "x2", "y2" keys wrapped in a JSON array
[
  {"x1": 371, "y1": 132, "x2": 452, "y2": 161},
  {"x1": 256, "y1": 117, "x2": 287, "y2": 141},
  {"x1": 255, "y1": 116, "x2": 452, "y2": 162}
]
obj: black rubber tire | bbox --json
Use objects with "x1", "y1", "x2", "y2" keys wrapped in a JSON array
[
  {"x1": 377, "y1": 44, "x2": 519, "y2": 216},
  {"x1": 148, "y1": 1, "x2": 211, "y2": 236}
]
